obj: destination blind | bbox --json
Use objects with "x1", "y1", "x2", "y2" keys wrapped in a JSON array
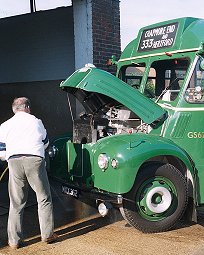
[{"x1": 138, "y1": 22, "x2": 179, "y2": 52}]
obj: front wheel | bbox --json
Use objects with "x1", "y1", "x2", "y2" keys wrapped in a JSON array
[{"x1": 121, "y1": 163, "x2": 188, "y2": 233}]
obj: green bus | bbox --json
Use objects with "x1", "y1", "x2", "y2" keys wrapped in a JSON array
[{"x1": 49, "y1": 17, "x2": 204, "y2": 233}]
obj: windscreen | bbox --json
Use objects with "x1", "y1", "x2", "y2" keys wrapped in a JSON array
[{"x1": 144, "y1": 58, "x2": 190, "y2": 102}]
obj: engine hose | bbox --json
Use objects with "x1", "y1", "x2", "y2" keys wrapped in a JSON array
[{"x1": 0, "y1": 166, "x2": 8, "y2": 182}]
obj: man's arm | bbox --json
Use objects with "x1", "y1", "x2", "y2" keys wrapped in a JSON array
[{"x1": 39, "y1": 120, "x2": 49, "y2": 149}]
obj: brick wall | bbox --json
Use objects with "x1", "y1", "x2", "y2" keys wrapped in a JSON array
[{"x1": 92, "y1": 0, "x2": 121, "y2": 73}]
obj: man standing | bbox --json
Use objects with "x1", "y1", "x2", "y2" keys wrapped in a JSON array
[{"x1": 0, "y1": 97, "x2": 57, "y2": 249}]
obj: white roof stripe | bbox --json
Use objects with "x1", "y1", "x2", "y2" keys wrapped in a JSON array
[{"x1": 119, "y1": 48, "x2": 199, "y2": 62}]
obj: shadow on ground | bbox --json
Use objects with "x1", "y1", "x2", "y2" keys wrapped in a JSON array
[{"x1": 0, "y1": 176, "x2": 123, "y2": 250}]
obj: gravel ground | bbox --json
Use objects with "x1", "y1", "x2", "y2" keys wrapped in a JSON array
[{"x1": 1, "y1": 178, "x2": 204, "y2": 255}]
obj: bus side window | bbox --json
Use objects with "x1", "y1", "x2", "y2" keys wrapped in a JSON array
[{"x1": 123, "y1": 64, "x2": 145, "y2": 89}]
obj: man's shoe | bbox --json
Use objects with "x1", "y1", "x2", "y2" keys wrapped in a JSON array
[
  {"x1": 42, "y1": 233, "x2": 58, "y2": 244},
  {"x1": 8, "y1": 240, "x2": 24, "y2": 249},
  {"x1": 8, "y1": 243, "x2": 20, "y2": 250}
]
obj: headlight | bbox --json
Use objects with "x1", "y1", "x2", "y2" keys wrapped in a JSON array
[
  {"x1": 48, "y1": 145, "x2": 58, "y2": 158},
  {"x1": 98, "y1": 153, "x2": 109, "y2": 170},
  {"x1": 111, "y1": 159, "x2": 118, "y2": 169}
]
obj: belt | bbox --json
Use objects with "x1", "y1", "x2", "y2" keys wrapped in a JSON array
[{"x1": 9, "y1": 154, "x2": 43, "y2": 159}]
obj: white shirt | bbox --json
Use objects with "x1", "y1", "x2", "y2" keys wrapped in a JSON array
[{"x1": 0, "y1": 111, "x2": 49, "y2": 160}]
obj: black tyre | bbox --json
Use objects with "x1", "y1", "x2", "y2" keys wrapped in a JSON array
[{"x1": 121, "y1": 162, "x2": 188, "y2": 233}]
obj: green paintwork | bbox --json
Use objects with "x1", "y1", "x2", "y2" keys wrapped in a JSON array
[
  {"x1": 50, "y1": 17, "x2": 204, "y2": 213},
  {"x1": 118, "y1": 17, "x2": 204, "y2": 66},
  {"x1": 61, "y1": 67, "x2": 166, "y2": 125},
  {"x1": 89, "y1": 133, "x2": 193, "y2": 194},
  {"x1": 66, "y1": 141, "x2": 94, "y2": 187},
  {"x1": 48, "y1": 135, "x2": 71, "y2": 180}
]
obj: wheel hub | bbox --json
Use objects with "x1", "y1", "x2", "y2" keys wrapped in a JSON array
[
  {"x1": 137, "y1": 178, "x2": 176, "y2": 219},
  {"x1": 146, "y1": 186, "x2": 172, "y2": 213},
  {"x1": 152, "y1": 193, "x2": 162, "y2": 204}
]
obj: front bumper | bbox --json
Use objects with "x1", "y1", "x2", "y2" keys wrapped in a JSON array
[{"x1": 58, "y1": 178, "x2": 123, "y2": 206}]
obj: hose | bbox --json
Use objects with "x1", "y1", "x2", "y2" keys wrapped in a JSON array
[{"x1": 0, "y1": 166, "x2": 8, "y2": 182}]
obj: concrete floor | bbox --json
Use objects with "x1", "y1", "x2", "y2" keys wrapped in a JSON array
[
  {"x1": 0, "y1": 176, "x2": 99, "y2": 242},
  {"x1": 1, "y1": 173, "x2": 204, "y2": 255},
  {"x1": 0, "y1": 174, "x2": 122, "y2": 252}
]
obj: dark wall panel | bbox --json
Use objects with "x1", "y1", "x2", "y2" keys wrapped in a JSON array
[
  {"x1": 0, "y1": 81, "x2": 75, "y2": 139},
  {"x1": 0, "y1": 7, "x2": 75, "y2": 83}
]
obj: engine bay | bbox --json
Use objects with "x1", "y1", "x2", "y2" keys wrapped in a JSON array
[
  {"x1": 65, "y1": 88, "x2": 154, "y2": 144},
  {"x1": 73, "y1": 105, "x2": 151, "y2": 144}
]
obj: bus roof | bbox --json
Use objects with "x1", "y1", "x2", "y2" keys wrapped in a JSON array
[{"x1": 119, "y1": 17, "x2": 204, "y2": 63}]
